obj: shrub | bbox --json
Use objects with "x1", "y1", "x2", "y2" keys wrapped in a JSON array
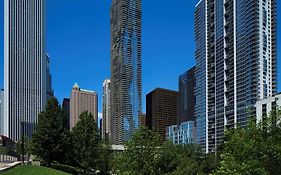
[{"x1": 51, "y1": 164, "x2": 78, "y2": 175}]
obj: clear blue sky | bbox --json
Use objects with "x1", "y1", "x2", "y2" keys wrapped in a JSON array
[{"x1": 0, "y1": 0, "x2": 281, "y2": 115}]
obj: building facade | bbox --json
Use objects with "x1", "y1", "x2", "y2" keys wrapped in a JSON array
[
  {"x1": 46, "y1": 54, "x2": 54, "y2": 100},
  {"x1": 110, "y1": 0, "x2": 142, "y2": 144},
  {"x1": 0, "y1": 89, "x2": 4, "y2": 135},
  {"x1": 194, "y1": 0, "x2": 277, "y2": 153},
  {"x1": 102, "y1": 79, "x2": 111, "y2": 140},
  {"x1": 70, "y1": 83, "x2": 98, "y2": 129},
  {"x1": 146, "y1": 88, "x2": 179, "y2": 142},
  {"x1": 255, "y1": 94, "x2": 281, "y2": 121},
  {"x1": 178, "y1": 66, "x2": 196, "y2": 124},
  {"x1": 4, "y1": 0, "x2": 48, "y2": 140},
  {"x1": 62, "y1": 98, "x2": 70, "y2": 129},
  {"x1": 139, "y1": 113, "x2": 146, "y2": 127},
  {"x1": 166, "y1": 121, "x2": 194, "y2": 144}
]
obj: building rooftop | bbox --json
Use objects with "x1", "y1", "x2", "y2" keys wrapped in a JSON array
[
  {"x1": 73, "y1": 82, "x2": 80, "y2": 89},
  {"x1": 80, "y1": 89, "x2": 96, "y2": 94},
  {"x1": 196, "y1": 0, "x2": 203, "y2": 7}
]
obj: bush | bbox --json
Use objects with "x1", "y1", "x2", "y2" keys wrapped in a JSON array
[{"x1": 51, "y1": 164, "x2": 78, "y2": 175}]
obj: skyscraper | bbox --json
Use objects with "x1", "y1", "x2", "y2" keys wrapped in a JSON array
[
  {"x1": 194, "y1": 0, "x2": 277, "y2": 153},
  {"x1": 62, "y1": 98, "x2": 70, "y2": 129},
  {"x1": 4, "y1": 0, "x2": 48, "y2": 140},
  {"x1": 102, "y1": 79, "x2": 111, "y2": 140},
  {"x1": 178, "y1": 66, "x2": 196, "y2": 124},
  {"x1": 110, "y1": 0, "x2": 142, "y2": 144},
  {"x1": 139, "y1": 113, "x2": 146, "y2": 127},
  {"x1": 0, "y1": 89, "x2": 4, "y2": 135},
  {"x1": 70, "y1": 83, "x2": 98, "y2": 129},
  {"x1": 146, "y1": 88, "x2": 179, "y2": 142},
  {"x1": 46, "y1": 54, "x2": 54, "y2": 100}
]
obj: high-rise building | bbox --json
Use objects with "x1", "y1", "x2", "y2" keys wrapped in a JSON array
[
  {"x1": 70, "y1": 83, "x2": 98, "y2": 129},
  {"x1": 194, "y1": 0, "x2": 277, "y2": 153},
  {"x1": 139, "y1": 113, "x2": 146, "y2": 127},
  {"x1": 100, "y1": 119, "x2": 103, "y2": 137},
  {"x1": 46, "y1": 54, "x2": 54, "y2": 100},
  {"x1": 178, "y1": 66, "x2": 196, "y2": 124},
  {"x1": 146, "y1": 88, "x2": 179, "y2": 142},
  {"x1": 102, "y1": 79, "x2": 111, "y2": 140},
  {"x1": 166, "y1": 121, "x2": 194, "y2": 144},
  {"x1": 0, "y1": 89, "x2": 4, "y2": 135},
  {"x1": 110, "y1": 0, "x2": 142, "y2": 144},
  {"x1": 62, "y1": 98, "x2": 70, "y2": 128},
  {"x1": 255, "y1": 93, "x2": 281, "y2": 121},
  {"x1": 4, "y1": 0, "x2": 48, "y2": 140}
]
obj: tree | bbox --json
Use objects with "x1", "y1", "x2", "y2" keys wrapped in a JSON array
[
  {"x1": 213, "y1": 108, "x2": 281, "y2": 175},
  {"x1": 15, "y1": 136, "x2": 32, "y2": 161},
  {"x1": 168, "y1": 144, "x2": 205, "y2": 175},
  {"x1": 97, "y1": 140, "x2": 113, "y2": 174},
  {"x1": 113, "y1": 126, "x2": 218, "y2": 175},
  {"x1": 31, "y1": 97, "x2": 70, "y2": 166},
  {"x1": 199, "y1": 153, "x2": 219, "y2": 174},
  {"x1": 156, "y1": 141, "x2": 179, "y2": 174},
  {"x1": 71, "y1": 111, "x2": 102, "y2": 174},
  {"x1": 113, "y1": 126, "x2": 162, "y2": 175}
]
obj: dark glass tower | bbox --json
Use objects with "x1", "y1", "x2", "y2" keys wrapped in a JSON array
[
  {"x1": 110, "y1": 0, "x2": 142, "y2": 145},
  {"x1": 146, "y1": 88, "x2": 179, "y2": 142},
  {"x1": 195, "y1": 0, "x2": 277, "y2": 153},
  {"x1": 62, "y1": 98, "x2": 70, "y2": 129},
  {"x1": 178, "y1": 66, "x2": 196, "y2": 124}
]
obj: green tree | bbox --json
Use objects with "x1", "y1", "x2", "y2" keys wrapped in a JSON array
[
  {"x1": 113, "y1": 126, "x2": 162, "y2": 175},
  {"x1": 158, "y1": 141, "x2": 218, "y2": 175},
  {"x1": 31, "y1": 97, "x2": 70, "y2": 166},
  {"x1": 169, "y1": 144, "x2": 204, "y2": 175},
  {"x1": 15, "y1": 136, "x2": 32, "y2": 158},
  {"x1": 97, "y1": 140, "x2": 113, "y2": 174},
  {"x1": 71, "y1": 111, "x2": 102, "y2": 174},
  {"x1": 214, "y1": 108, "x2": 281, "y2": 175},
  {"x1": 199, "y1": 153, "x2": 219, "y2": 174},
  {"x1": 157, "y1": 141, "x2": 179, "y2": 174}
]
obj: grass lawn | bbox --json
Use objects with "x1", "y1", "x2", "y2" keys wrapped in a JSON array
[{"x1": 0, "y1": 165, "x2": 71, "y2": 175}]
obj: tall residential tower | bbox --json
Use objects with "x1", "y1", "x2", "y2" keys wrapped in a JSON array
[
  {"x1": 194, "y1": 0, "x2": 277, "y2": 153},
  {"x1": 0, "y1": 89, "x2": 4, "y2": 135},
  {"x1": 4, "y1": 0, "x2": 48, "y2": 140},
  {"x1": 110, "y1": 0, "x2": 142, "y2": 144},
  {"x1": 102, "y1": 79, "x2": 111, "y2": 140}
]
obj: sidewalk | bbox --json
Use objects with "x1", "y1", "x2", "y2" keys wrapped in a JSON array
[{"x1": 0, "y1": 161, "x2": 21, "y2": 172}]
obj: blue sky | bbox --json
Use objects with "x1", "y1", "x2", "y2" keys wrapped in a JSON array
[{"x1": 0, "y1": 0, "x2": 281, "y2": 115}]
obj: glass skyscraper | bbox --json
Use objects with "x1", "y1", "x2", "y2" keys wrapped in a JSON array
[
  {"x1": 4, "y1": 0, "x2": 48, "y2": 141},
  {"x1": 0, "y1": 89, "x2": 4, "y2": 135},
  {"x1": 195, "y1": 0, "x2": 208, "y2": 152},
  {"x1": 195, "y1": 0, "x2": 277, "y2": 153},
  {"x1": 110, "y1": 0, "x2": 142, "y2": 145},
  {"x1": 178, "y1": 66, "x2": 196, "y2": 124}
]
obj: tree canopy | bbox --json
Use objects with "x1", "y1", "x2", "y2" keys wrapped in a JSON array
[
  {"x1": 71, "y1": 111, "x2": 111, "y2": 174},
  {"x1": 214, "y1": 109, "x2": 281, "y2": 175},
  {"x1": 31, "y1": 97, "x2": 70, "y2": 166}
]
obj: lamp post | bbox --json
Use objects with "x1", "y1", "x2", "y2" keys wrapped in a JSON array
[{"x1": 21, "y1": 122, "x2": 24, "y2": 164}]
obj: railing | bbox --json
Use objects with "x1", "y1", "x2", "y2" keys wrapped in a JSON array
[{"x1": 0, "y1": 155, "x2": 18, "y2": 163}]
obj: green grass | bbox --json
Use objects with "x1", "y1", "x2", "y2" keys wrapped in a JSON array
[{"x1": 0, "y1": 165, "x2": 71, "y2": 175}]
